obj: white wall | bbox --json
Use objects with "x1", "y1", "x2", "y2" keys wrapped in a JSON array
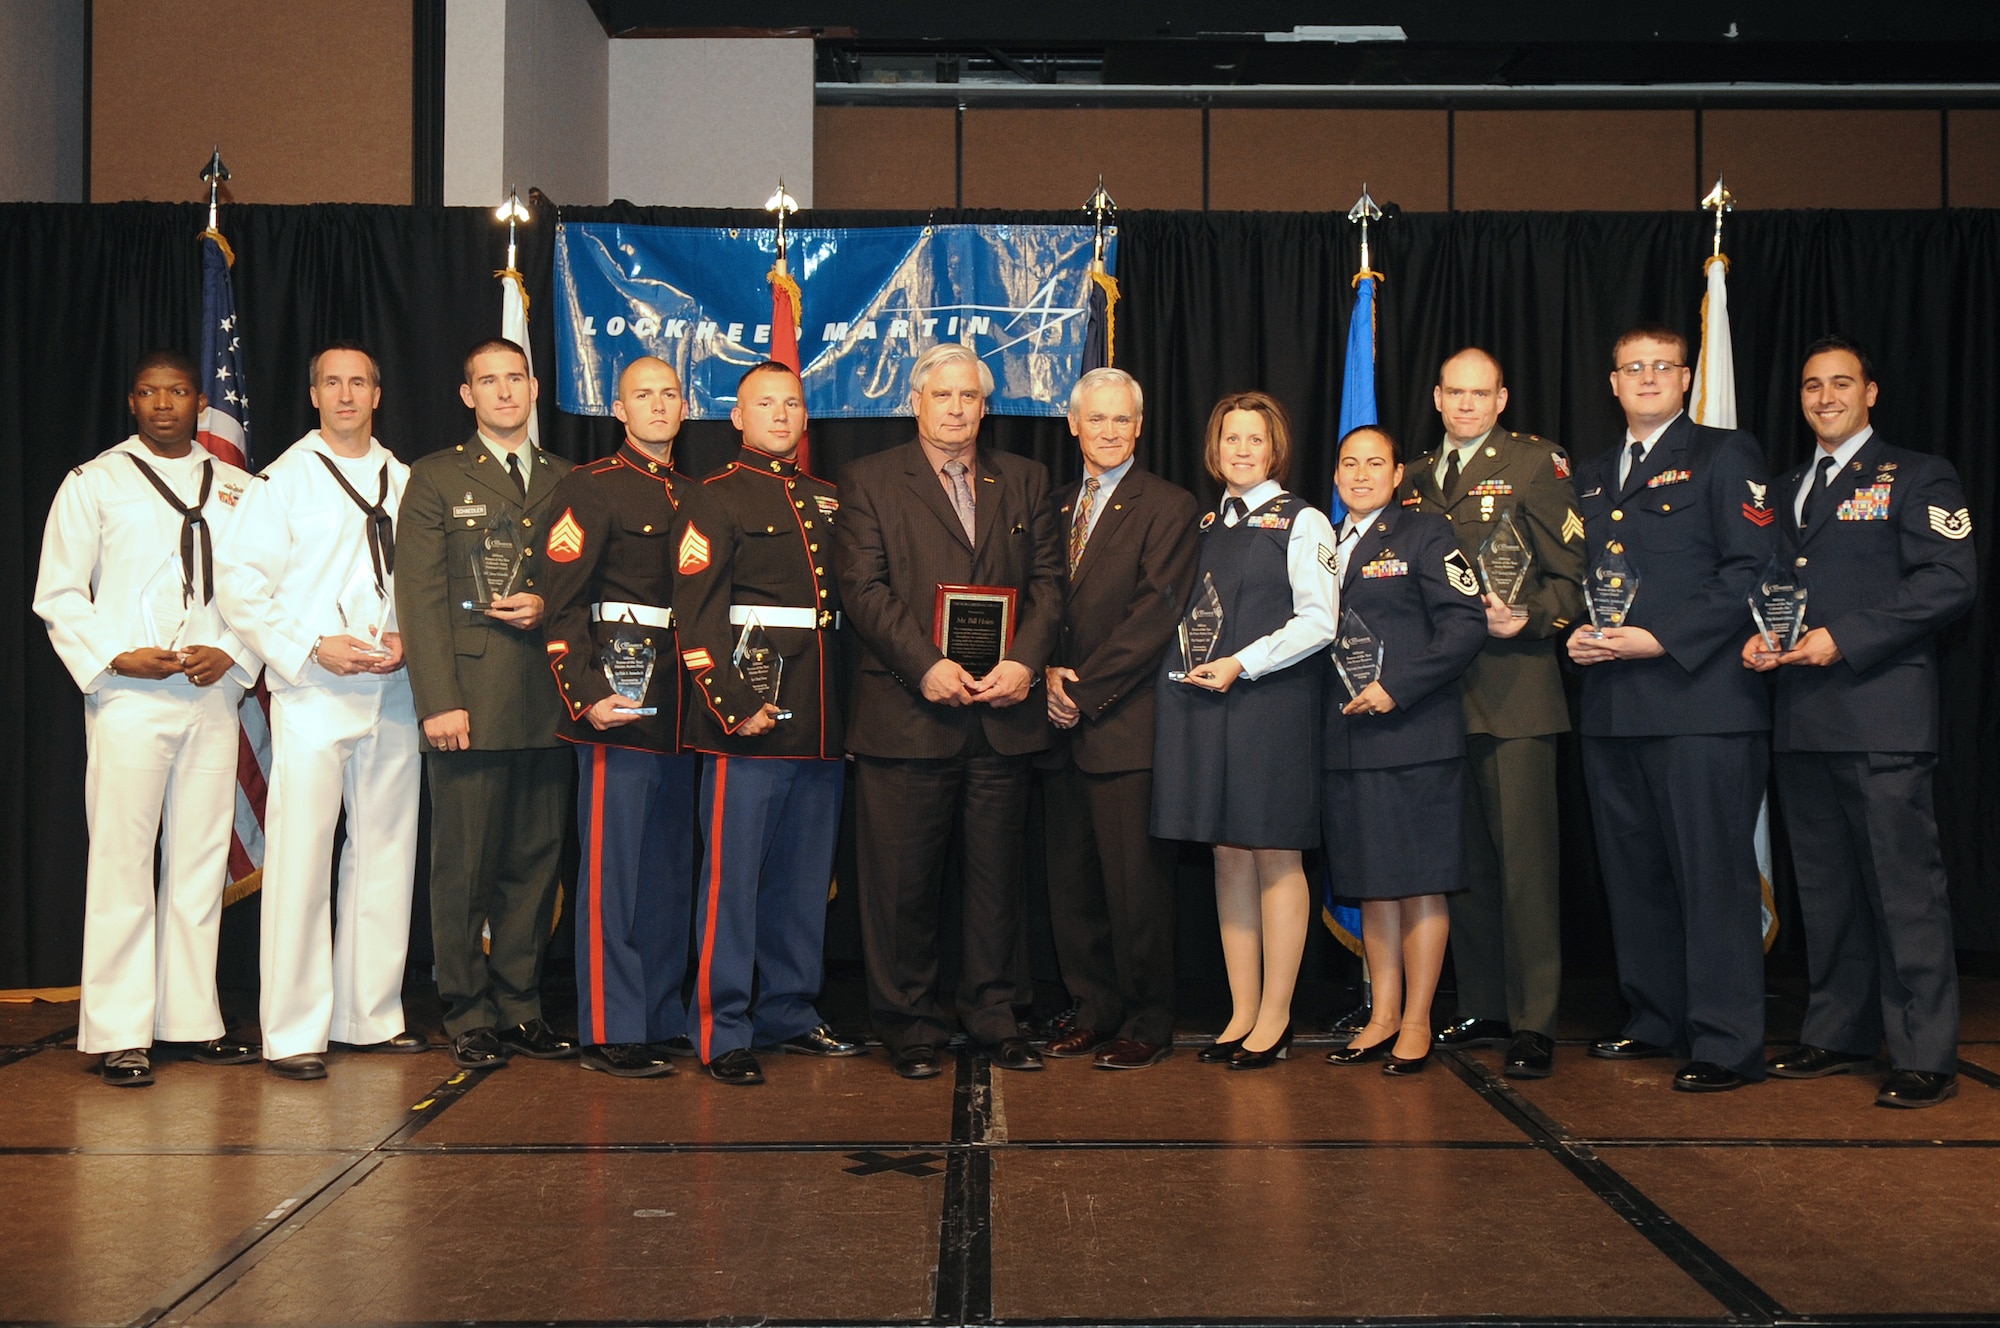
[
  {"x1": 0, "y1": 0, "x2": 86, "y2": 201},
  {"x1": 608, "y1": 38, "x2": 815, "y2": 207},
  {"x1": 446, "y1": 0, "x2": 608, "y2": 208},
  {"x1": 443, "y1": 0, "x2": 508, "y2": 206}
]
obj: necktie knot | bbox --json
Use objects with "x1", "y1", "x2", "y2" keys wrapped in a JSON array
[{"x1": 1223, "y1": 497, "x2": 1248, "y2": 524}]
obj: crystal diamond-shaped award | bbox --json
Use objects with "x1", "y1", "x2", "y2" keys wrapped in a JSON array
[
  {"x1": 335, "y1": 562, "x2": 392, "y2": 656},
  {"x1": 461, "y1": 514, "x2": 526, "y2": 610},
  {"x1": 733, "y1": 612, "x2": 791, "y2": 721},
  {"x1": 1333, "y1": 608, "x2": 1386, "y2": 701},
  {"x1": 602, "y1": 628, "x2": 658, "y2": 716},
  {"x1": 140, "y1": 553, "x2": 191, "y2": 652},
  {"x1": 1475, "y1": 509, "x2": 1535, "y2": 615},
  {"x1": 1167, "y1": 572, "x2": 1226, "y2": 682},
  {"x1": 1749, "y1": 556, "x2": 1809, "y2": 653},
  {"x1": 1585, "y1": 542, "x2": 1641, "y2": 633}
]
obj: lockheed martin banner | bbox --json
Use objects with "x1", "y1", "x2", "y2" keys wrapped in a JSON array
[{"x1": 552, "y1": 222, "x2": 1115, "y2": 419}]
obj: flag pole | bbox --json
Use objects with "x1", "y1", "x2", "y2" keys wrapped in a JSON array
[
  {"x1": 1346, "y1": 184, "x2": 1383, "y2": 284},
  {"x1": 1701, "y1": 176, "x2": 1734, "y2": 259},
  {"x1": 765, "y1": 179, "x2": 799, "y2": 276},
  {"x1": 1085, "y1": 175, "x2": 1116, "y2": 274},
  {"x1": 201, "y1": 147, "x2": 228, "y2": 234},
  {"x1": 1079, "y1": 178, "x2": 1120, "y2": 371}
]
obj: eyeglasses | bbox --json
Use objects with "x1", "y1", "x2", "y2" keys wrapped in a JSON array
[{"x1": 1616, "y1": 360, "x2": 1685, "y2": 378}]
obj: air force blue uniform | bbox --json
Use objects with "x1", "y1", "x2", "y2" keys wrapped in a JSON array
[
  {"x1": 675, "y1": 447, "x2": 846, "y2": 1062},
  {"x1": 1769, "y1": 433, "x2": 1976, "y2": 1075},
  {"x1": 1573, "y1": 414, "x2": 1776, "y2": 1077}
]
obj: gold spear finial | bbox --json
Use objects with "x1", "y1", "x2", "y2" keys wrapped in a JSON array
[{"x1": 1701, "y1": 177, "x2": 1735, "y2": 258}]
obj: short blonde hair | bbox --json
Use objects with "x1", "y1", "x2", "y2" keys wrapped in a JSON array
[
  {"x1": 908, "y1": 342, "x2": 995, "y2": 398},
  {"x1": 1202, "y1": 391, "x2": 1294, "y2": 488}
]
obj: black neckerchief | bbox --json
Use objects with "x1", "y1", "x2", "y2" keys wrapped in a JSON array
[
  {"x1": 124, "y1": 452, "x2": 215, "y2": 605},
  {"x1": 313, "y1": 451, "x2": 395, "y2": 592}
]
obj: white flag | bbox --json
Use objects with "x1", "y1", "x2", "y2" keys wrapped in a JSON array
[
  {"x1": 1691, "y1": 254, "x2": 1737, "y2": 429},
  {"x1": 501, "y1": 270, "x2": 539, "y2": 445}
]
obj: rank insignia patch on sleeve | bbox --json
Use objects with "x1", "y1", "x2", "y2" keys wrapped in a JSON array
[
  {"x1": 678, "y1": 522, "x2": 712, "y2": 573},
  {"x1": 546, "y1": 508, "x2": 585, "y2": 562},
  {"x1": 1929, "y1": 506, "x2": 1973, "y2": 540},
  {"x1": 1562, "y1": 509, "x2": 1585, "y2": 544},
  {"x1": 1442, "y1": 548, "x2": 1480, "y2": 597}
]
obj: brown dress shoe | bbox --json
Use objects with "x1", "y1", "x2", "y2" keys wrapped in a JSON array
[
  {"x1": 1093, "y1": 1038, "x2": 1172, "y2": 1070},
  {"x1": 1044, "y1": 1027, "x2": 1112, "y2": 1058}
]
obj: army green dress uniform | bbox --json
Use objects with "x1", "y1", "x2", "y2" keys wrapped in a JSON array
[
  {"x1": 396, "y1": 436, "x2": 575, "y2": 1051},
  {"x1": 1399, "y1": 428, "x2": 1585, "y2": 1046}
]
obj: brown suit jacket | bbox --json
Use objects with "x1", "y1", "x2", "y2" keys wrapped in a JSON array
[
  {"x1": 1049, "y1": 465, "x2": 1201, "y2": 774},
  {"x1": 834, "y1": 439, "x2": 1064, "y2": 759}
]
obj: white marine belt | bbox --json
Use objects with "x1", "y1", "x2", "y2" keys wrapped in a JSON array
[
  {"x1": 592, "y1": 601, "x2": 674, "y2": 628},
  {"x1": 728, "y1": 605, "x2": 838, "y2": 630}
]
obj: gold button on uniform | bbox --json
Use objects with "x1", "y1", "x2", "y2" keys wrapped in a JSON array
[{"x1": 1611, "y1": 510, "x2": 1624, "y2": 521}]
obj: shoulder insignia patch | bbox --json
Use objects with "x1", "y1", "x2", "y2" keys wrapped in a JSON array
[
  {"x1": 1551, "y1": 451, "x2": 1571, "y2": 480},
  {"x1": 1742, "y1": 502, "x2": 1776, "y2": 526},
  {"x1": 682, "y1": 647, "x2": 715, "y2": 672},
  {"x1": 546, "y1": 508, "x2": 585, "y2": 562},
  {"x1": 1746, "y1": 480, "x2": 1769, "y2": 509},
  {"x1": 1561, "y1": 509, "x2": 1584, "y2": 544},
  {"x1": 1199, "y1": 511, "x2": 1216, "y2": 530},
  {"x1": 1442, "y1": 548, "x2": 1480, "y2": 597},
  {"x1": 678, "y1": 521, "x2": 712, "y2": 573},
  {"x1": 1929, "y1": 506, "x2": 1973, "y2": 540},
  {"x1": 1318, "y1": 542, "x2": 1337, "y2": 576}
]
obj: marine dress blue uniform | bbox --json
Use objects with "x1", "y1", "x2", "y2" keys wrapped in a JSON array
[
  {"x1": 1150, "y1": 482, "x2": 1339, "y2": 849},
  {"x1": 1321, "y1": 504, "x2": 1488, "y2": 898}
]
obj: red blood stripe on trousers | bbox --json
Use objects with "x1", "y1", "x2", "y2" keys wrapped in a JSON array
[
  {"x1": 696, "y1": 757, "x2": 729, "y2": 1061},
  {"x1": 587, "y1": 745, "x2": 609, "y2": 1045}
]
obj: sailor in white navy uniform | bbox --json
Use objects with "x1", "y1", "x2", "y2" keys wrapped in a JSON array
[
  {"x1": 215, "y1": 343, "x2": 424, "y2": 1081},
  {"x1": 1746, "y1": 337, "x2": 1977, "y2": 1110},
  {"x1": 34, "y1": 351, "x2": 262, "y2": 1085}
]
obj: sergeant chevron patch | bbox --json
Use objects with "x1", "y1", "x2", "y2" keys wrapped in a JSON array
[
  {"x1": 1442, "y1": 548, "x2": 1480, "y2": 597},
  {"x1": 678, "y1": 522, "x2": 712, "y2": 573},
  {"x1": 1562, "y1": 509, "x2": 1584, "y2": 544},
  {"x1": 1929, "y1": 506, "x2": 1973, "y2": 539},
  {"x1": 546, "y1": 508, "x2": 584, "y2": 562}
]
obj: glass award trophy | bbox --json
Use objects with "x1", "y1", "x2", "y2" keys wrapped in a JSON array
[
  {"x1": 462, "y1": 514, "x2": 527, "y2": 610},
  {"x1": 1475, "y1": 510, "x2": 1535, "y2": 617},
  {"x1": 733, "y1": 613, "x2": 791, "y2": 721},
  {"x1": 335, "y1": 562, "x2": 392, "y2": 656},
  {"x1": 602, "y1": 627, "x2": 659, "y2": 716},
  {"x1": 1333, "y1": 608, "x2": 1386, "y2": 701},
  {"x1": 1167, "y1": 572, "x2": 1226, "y2": 682},
  {"x1": 140, "y1": 554, "x2": 191, "y2": 652},
  {"x1": 1749, "y1": 556, "x2": 1809, "y2": 652},
  {"x1": 1585, "y1": 542, "x2": 1641, "y2": 634}
]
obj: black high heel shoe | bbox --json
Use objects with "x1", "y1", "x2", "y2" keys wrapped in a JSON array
[
  {"x1": 1382, "y1": 1033, "x2": 1434, "y2": 1076},
  {"x1": 1226, "y1": 1024, "x2": 1293, "y2": 1070},
  {"x1": 1326, "y1": 1031, "x2": 1397, "y2": 1065},
  {"x1": 1197, "y1": 1034, "x2": 1249, "y2": 1064}
]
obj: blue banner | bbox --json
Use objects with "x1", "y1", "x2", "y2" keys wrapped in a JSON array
[{"x1": 553, "y1": 222, "x2": 1114, "y2": 419}]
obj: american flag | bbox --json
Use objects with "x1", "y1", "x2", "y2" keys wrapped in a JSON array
[{"x1": 197, "y1": 230, "x2": 271, "y2": 902}]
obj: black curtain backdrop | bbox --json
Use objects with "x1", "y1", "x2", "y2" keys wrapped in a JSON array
[{"x1": 2, "y1": 201, "x2": 1993, "y2": 989}]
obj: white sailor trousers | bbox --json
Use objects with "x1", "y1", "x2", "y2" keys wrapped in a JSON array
[
  {"x1": 260, "y1": 674, "x2": 420, "y2": 1059},
  {"x1": 79, "y1": 679, "x2": 241, "y2": 1053}
]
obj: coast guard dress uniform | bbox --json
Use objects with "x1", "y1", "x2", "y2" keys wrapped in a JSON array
[
  {"x1": 1768, "y1": 428, "x2": 1976, "y2": 1081},
  {"x1": 1150, "y1": 481, "x2": 1339, "y2": 849},
  {"x1": 538, "y1": 442, "x2": 699, "y2": 1052},
  {"x1": 214, "y1": 432, "x2": 421, "y2": 1061},
  {"x1": 1572, "y1": 413, "x2": 1775, "y2": 1080},
  {"x1": 1320, "y1": 504, "x2": 1488, "y2": 896},
  {"x1": 675, "y1": 446, "x2": 850, "y2": 1069},
  {"x1": 35, "y1": 437, "x2": 261, "y2": 1056}
]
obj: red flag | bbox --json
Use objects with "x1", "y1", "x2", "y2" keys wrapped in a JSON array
[{"x1": 769, "y1": 264, "x2": 808, "y2": 473}]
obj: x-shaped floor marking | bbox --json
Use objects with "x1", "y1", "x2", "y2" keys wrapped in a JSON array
[{"x1": 843, "y1": 1150, "x2": 946, "y2": 1178}]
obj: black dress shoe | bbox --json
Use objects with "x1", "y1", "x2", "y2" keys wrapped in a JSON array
[
  {"x1": 269, "y1": 1053, "x2": 327, "y2": 1080},
  {"x1": 1197, "y1": 1035, "x2": 1248, "y2": 1063},
  {"x1": 100, "y1": 1049, "x2": 153, "y2": 1086},
  {"x1": 1227, "y1": 1024, "x2": 1293, "y2": 1070},
  {"x1": 1590, "y1": 1037, "x2": 1669, "y2": 1060},
  {"x1": 1021, "y1": 1003, "x2": 1080, "y2": 1041},
  {"x1": 451, "y1": 1028, "x2": 508, "y2": 1070},
  {"x1": 1673, "y1": 1060, "x2": 1749, "y2": 1092},
  {"x1": 498, "y1": 1019, "x2": 579, "y2": 1060},
  {"x1": 705, "y1": 1047, "x2": 765, "y2": 1085},
  {"x1": 1768, "y1": 1044, "x2": 1874, "y2": 1079},
  {"x1": 654, "y1": 1035, "x2": 698, "y2": 1059},
  {"x1": 986, "y1": 1037, "x2": 1044, "y2": 1071},
  {"x1": 191, "y1": 1035, "x2": 260, "y2": 1066},
  {"x1": 892, "y1": 1044, "x2": 942, "y2": 1080},
  {"x1": 1327, "y1": 1031, "x2": 1396, "y2": 1066},
  {"x1": 1504, "y1": 1031, "x2": 1556, "y2": 1079},
  {"x1": 350, "y1": 1030, "x2": 429, "y2": 1053},
  {"x1": 580, "y1": 1043, "x2": 674, "y2": 1078},
  {"x1": 1382, "y1": 1036, "x2": 1433, "y2": 1076},
  {"x1": 1436, "y1": 1017, "x2": 1512, "y2": 1048},
  {"x1": 1094, "y1": 1038, "x2": 1172, "y2": 1070},
  {"x1": 1045, "y1": 1027, "x2": 1113, "y2": 1058},
  {"x1": 1329, "y1": 1001, "x2": 1373, "y2": 1038},
  {"x1": 778, "y1": 1025, "x2": 866, "y2": 1057},
  {"x1": 1877, "y1": 1070, "x2": 1958, "y2": 1109}
]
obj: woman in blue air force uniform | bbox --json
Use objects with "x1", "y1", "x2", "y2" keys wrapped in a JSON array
[
  {"x1": 1151, "y1": 392, "x2": 1340, "y2": 1070},
  {"x1": 1320, "y1": 426, "x2": 1488, "y2": 1075}
]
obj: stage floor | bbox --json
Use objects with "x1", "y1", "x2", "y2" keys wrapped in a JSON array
[{"x1": 3, "y1": 978, "x2": 1998, "y2": 1328}]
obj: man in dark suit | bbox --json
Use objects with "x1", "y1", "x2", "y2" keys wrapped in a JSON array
[
  {"x1": 396, "y1": 338, "x2": 578, "y2": 1071},
  {"x1": 1042, "y1": 368, "x2": 1199, "y2": 1070},
  {"x1": 834, "y1": 342, "x2": 1066, "y2": 1080},
  {"x1": 1567, "y1": 323, "x2": 1776, "y2": 1092},
  {"x1": 1402, "y1": 348, "x2": 1585, "y2": 1079},
  {"x1": 1746, "y1": 337, "x2": 1975, "y2": 1109}
]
